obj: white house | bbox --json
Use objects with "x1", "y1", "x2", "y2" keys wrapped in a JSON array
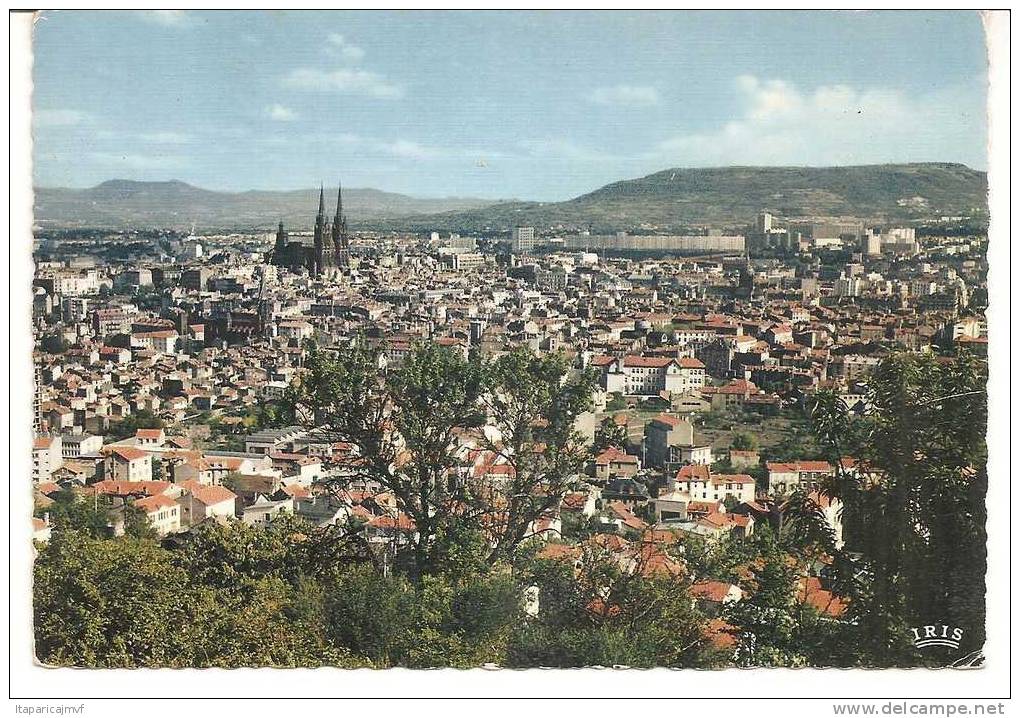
[
  {"x1": 674, "y1": 465, "x2": 756, "y2": 504},
  {"x1": 241, "y1": 495, "x2": 293, "y2": 525},
  {"x1": 765, "y1": 461, "x2": 834, "y2": 495},
  {"x1": 32, "y1": 435, "x2": 64, "y2": 483},
  {"x1": 134, "y1": 494, "x2": 181, "y2": 535},
  {"x1": 178, "y1": 482, "x2": 238, "y2": 525},
  {"x1": 102, "y1": 446, "x2": 153, "y2": 483}
]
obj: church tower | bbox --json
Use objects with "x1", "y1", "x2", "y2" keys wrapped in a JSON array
[
  {"x1": 312, "y1": 185, "x2": 326, "y2": 277},
  {"x1": 333, "y1": 180, "x2": 350, "y2": 268},
  {"x1": 274, "y1": 220, "x2": 287, "y2": 257}
]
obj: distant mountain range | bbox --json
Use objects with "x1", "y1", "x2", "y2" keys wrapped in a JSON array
[
  {"x1": 33, "y1": 180, "x2": 500, "y2": 231},
  {"x1": 388, "y1": 163, "x2": 988, "y2": 233},
  {"x1": 34, "y1": 163, "x2": 987, "y2": 233}
]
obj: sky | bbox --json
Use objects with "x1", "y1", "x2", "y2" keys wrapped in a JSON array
[{"x1": 31, "y1": 10, "x2": 988, "y2": 201}]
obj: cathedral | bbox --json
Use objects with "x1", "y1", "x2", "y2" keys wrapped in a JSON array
[{"x1": 269, "y1": 183, "x2": 351, "y2": 277}]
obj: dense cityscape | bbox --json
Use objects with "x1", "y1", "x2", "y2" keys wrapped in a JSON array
[
  {"x1": 19, "y1": 10, "x2": 998, "y2": 688},
  {"x1": 30, "y1": 182, "x2": 989, "y2": 668}
]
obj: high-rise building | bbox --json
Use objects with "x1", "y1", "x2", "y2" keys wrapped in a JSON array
[{"x1": 511, "y1": 227, "x2": 536, "y2": 254}]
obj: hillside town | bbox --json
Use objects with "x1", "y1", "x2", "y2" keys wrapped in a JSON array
[{"x1": 30, "y1": 182, "x2": 988, "y2": 652}]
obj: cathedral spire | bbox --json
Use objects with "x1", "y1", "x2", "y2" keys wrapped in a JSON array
[
  {"x1": 317, "y1": 184, "x2": 326, "y2": 218},
  {"x1": 335, "y1": 179, "x2": 344, "y2": 222}
]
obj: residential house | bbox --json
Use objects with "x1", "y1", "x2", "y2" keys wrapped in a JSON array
[
  {"x1": 601, "y1": 476, "x2": 650, "y2": 508},
  {"x1": 60, "y1": 432, "x2": 102, "y2": 458},
  {"x1": 177, "y1": 481, "x2": 237, "y2": 526},
  {"x1": 241, "y1": 495, "x2": 294, "y2": 525},
  {"x1": 728, "y1": 449, "x2": 760, "y2": 470},
  {"x1": 643, "y1": 414, "x2": 694, "y2": 468},
  {"x1": 102, "y1": 446, "x2": 153, "y2": 483},
  {"x1": 134, "y1": 494, "x2": 181, "y2": 535},
  {"x1": 766, "y1": 461, "x2": 834, "y2": 495},
  {"x1": 593, "y1": 447, "x2": 640, "y2": 482},
  {"x1": 673, "y1": 465, "x2": 756, "y2": 504},
  {"x1": 33, "y1": 435, "x2": 63, "y2": 483},
  {"x1": 649, "y1": 487, "x2": 689, "y2": 524}
]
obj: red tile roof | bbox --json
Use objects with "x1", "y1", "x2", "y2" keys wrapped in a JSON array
[
  {"x1": 135, "y1": 494, "x2": 178, "y2": 513},
  {"x1": 595, "y1": 447, "x2": 638, "y2": 465},
  {"x1": 188, "y1": 484, "x2": 237, "y2": 506},
  {"x1": 104, "y1": 446, "x2": 149, "y2": 462},
  {"x1": 677, "y1": 464, "x2": 711, "y2": 482},
  {"x1": 91, "y1": 480, "x2": 172, "y2": 498},
  {"x1": 623, "y1": 355, "x2": 674, "y2": 368},
  {"x1": 691, "y1": 580, "x2": 741, "y2": 603}
]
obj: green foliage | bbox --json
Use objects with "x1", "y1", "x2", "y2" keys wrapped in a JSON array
[
  {"x1": 242, "y1": 401, "x2": 295, "y2": 431},
  {"x1": 731, "y1": 431, "x2": 758, "y2": 451},
  {"x1": 481, "y1": 348, "x2": 597, "y2": 563},
  {"x1": 34, "y1": 521, "x2": 367, "y2": 668},
  {"x1": 40, "y1": 490, "x2": 116, "y2": 538},
  {"x1": 122, "y1": 503, "x2": 159, "y2": 539},
  {"x1": 293, "y1": 342, "x2": 595, "y2": 577},
  {"x1": 35, "y1": 516, "x2": 721, "y2": 669},
  {"x1": 605, "y1": 393, "x2": 627, "y2": 412},
  {"x1": 560, "y1": 511, "x2": 599, "y2": 541},
  {"x1": 40, "y1": 333, "x2": 69, "y2": 354},
  {"x1": 104, "y1": 410, "x2": 163, "y2": 441},
  {"x1": 725, "y1": 536, "x2": 804, "y2": 667},
  {"x1": 592, "y1": 415, "x2": 628, "y2": 454},
  {"x1": 321, "y1": 565, "x2": 520, "y2": 668},
  {"x1": 804, "y1": 353, "x2": 987, "y2": 666},
  {"x1": 506, "y1": 551, "x2": 722, "y2": 668},
  {"x1": 292, "y1": 340, "x2": 486, "y2": 579},
  {"x1": 34, "y1": 531, "x2": 194, "y2": 667}
]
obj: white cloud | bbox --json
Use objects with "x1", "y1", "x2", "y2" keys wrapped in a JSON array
[
  {"x1": 140, "y1": 10, "x2": 188, "y2": 26},
  {"x1": 326, "y1": 33, "x2": 365, "y2": 61},
  {"x1": 35, "y1": 109, "x2": 89, "y2": 127},
  {"x1": 588, "y1": 85, "x2": 661, "y2": 107},
  {"x1": 139, "y1": 131, "x2": 191, "y2": 144},
  {"x1": 266, "y1": 104, "x2": 299, "y2": 122},
  {"x1": 281, "y1": 68, "x2": 403, "y2": 99},
  {"x1": 657, "y1": 75, "x2": 986, "y2": 167}
]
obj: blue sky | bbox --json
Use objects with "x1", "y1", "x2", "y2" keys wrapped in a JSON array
[{"x1": 32, "y1": 10, "x2": 988, "y2": 200}]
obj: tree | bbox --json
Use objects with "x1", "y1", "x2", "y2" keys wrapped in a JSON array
[
  {"x1": 478, "y1": 348, "x2": 597, "y2": 564},
  {"x1": 605, "y1": 393, "x2": 627, "y2": 412},
  {"x1": 40, "y1": 333, "x2": 69, "y2": 354},
  {"x1": 321, "y1": 563, "x2": 519, "y2": 668},
  {"x1": 105, "y1": 410, "x2": 163, "y2": 441},
  {"x1": 243, "y1": 401, "x2": 295, "y2": 431},
  {"x1": 292, "y1": 340, "x2": 486, "y2": 580},
  {"x1": 804, "y1": 352, "x2": 987, "y2": 666},
  {"x1": 122, "y1": 503, "x2": 159, "y2": 539},
  {"x1": 34, "y1": 531, "x2": 194, "y2": 667},
  {"x1": 731, "y1": 431, "x2": 758, "y2": 451},
  {"x1": 41, "y1": 489, "x2": 116, "y2": 538},
  {"x1": 506, "y1": 547, "x2": 721, "y2": 668},
  {"x1": 724, "y1": 536, "x2": 804, "y2": 667},
  {"x1": 592, "y1": 415, "x2": 628, "y2": 454},
  {"x1": 34, "y1": 522, "x2": 369, "y2": 668}
]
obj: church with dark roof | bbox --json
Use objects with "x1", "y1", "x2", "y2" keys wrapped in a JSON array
[{"x1": 268, "y1": 183, "x2": 350, "y2": 277}]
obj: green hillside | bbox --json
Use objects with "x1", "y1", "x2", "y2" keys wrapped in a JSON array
[{"x1": 386, "y1": 163, "x2": 988, "y2": 233}]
